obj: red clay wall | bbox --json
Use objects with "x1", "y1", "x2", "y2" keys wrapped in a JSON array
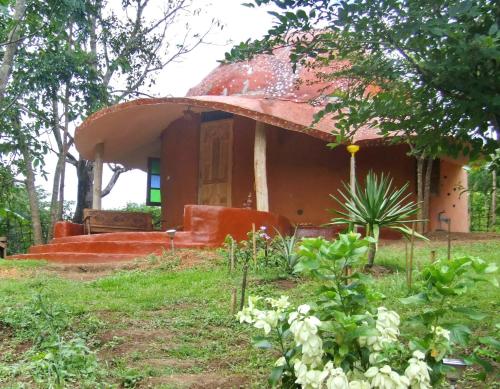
[
  {"x1": 429, "y1": 160, "x2": 469, "y2": 232},
  {"x1": 159, "y1": 114, "x2": 467, "y2": 233},
  {"x1": 229, "y1": 117, "x2": 416, "y2": 226},
  {"x1": 161, "y1": 114, "x2": 200, "y2": 228}
]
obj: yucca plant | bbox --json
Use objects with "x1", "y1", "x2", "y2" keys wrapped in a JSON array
[
  {"x1": 330, "y1": 171, "x2": 425, "y2": 267},
  {"x1": 273, "y1": 227, "x2": 301, "y2": 274}
]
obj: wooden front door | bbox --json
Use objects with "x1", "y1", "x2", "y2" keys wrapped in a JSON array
[{"x1": 198, "y1": 119, "x2": 233, "y2": 206}]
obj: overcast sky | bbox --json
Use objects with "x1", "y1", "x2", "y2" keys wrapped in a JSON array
[{"x1": 37, "y1": 0, "x2": 277, "y2": 211}]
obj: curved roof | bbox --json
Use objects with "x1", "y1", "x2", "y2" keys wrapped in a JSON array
[{"x1": 75, "y1": 47, "x2": 382, "y2": 171}]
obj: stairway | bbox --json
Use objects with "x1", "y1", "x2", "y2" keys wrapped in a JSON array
[{"x1": 8, "y1": 231, "x2": 207, "y2": 264}]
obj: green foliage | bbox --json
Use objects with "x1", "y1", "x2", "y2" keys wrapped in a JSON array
[
  {"x1": 0, "y1": 240, "x2": 498, "y2": 387},
  {"x1": 223, "y1": 227, "x2": 302, "y2": 274},
  {"x1": 227, "y1": 0, "x2": 500, "y2": 156},
  {"x1": 330, "y1": 171, "x2": 424, "y2": 266},
  {"x1": 117, "y1": 202, "x2": 162, "y2": 229},
  {"x1": 239, "y1": 233, "x2": 499, "y2": 387},
  {"x1": 273, "y1": 228, "x2": 302, "y2": 274},
  {"x1": 401, "y1": 256, "x2": 499, "y2": 378},
  {"x1": 467, "y1": 155, "x2": 499, "y2": 232},
  {"x1": 0, "y1": 293, "x2": 106, "y2": 388}
]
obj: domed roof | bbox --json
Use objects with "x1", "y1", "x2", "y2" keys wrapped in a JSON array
[
  {"x1": 75, "y1": 47, "x2": 381, "y2": 170},
  {"x1": 186, "y1": 47, "x2": 350, "y2": 102}
]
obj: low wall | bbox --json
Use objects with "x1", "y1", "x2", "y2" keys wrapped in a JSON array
[
  {"x1": 54, "y1": 221, "x2": 84, "y2": 239},
  {"x1": 184, "y1": 205, "x2": 292, "y2": 245}
]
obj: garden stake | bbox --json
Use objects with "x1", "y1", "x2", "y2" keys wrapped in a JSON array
[
  {"x1": 405, "y1": 240, "x2": 409, "y2": 285},
  {"x1": 408, "y1": 222, "x2": 416, "y2": 289},
  {"x1": 252, "y1": 223, "x2": 257, "y2": 268},
  {"x1": 240, "y1": 261, "x2": 249, "y2": 311},
  {"x1": 447, "y1": 219, "x2": 452, "y2": 260},
  {"x1": 231, "y1": 287, "x2": 237, "y2": 314},
  {"x1": 230, "y1": 239, "x2": 235, "y2": 273}
]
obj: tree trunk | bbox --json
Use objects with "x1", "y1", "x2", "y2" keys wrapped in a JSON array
[
  {"x1": 490, "y1": 169, "x2": 497, "y2": 231},
  {"x1": 416, "y1": 156, "x2": 424, "y2": 233},
  {"x1": 0, "y1": 0, "x2": 26, "y2": 99},
  {"x1": 20, "y1": 144, "x2": 43, "y2": 245},
  {"x1": 367, "y1": 243, "x2": 377, "y2": 268},
  {"x1": 57, "y1": 84, "x2": 71, "y2": 220},
  {"x1": 73, "y1": 159, "x2": 94, "y2": 223},
  {"x1": 48, "y1": 97, "x2": 61, "y2": 240},
  {"x1": 422, "y1": 157, "x2": 433, "y2": 233}
]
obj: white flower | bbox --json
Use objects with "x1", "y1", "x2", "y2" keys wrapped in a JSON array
[
  {"x1": 248, "y1": 295, "x2": 261, "y2": 311},
  {"x1": 294, "y1": 360, "x2": 328, "y2": 389},
  {"x1": 365, "y1": 365, "x2": 410, "y2": 389},
  {"x1": 236, "y1": 306, "x2": 254, "y2": 324},
  {"x1": 275, "y1": 356, "x2": 286, "y2": 367},
  {"x1": 377, "y1": 307, "x2": 400, "y2": 329},
  {"x1": 298, "y1": 304, "x2": 311, "y2": 314},
  {"x1": 369, "y1": 352, "x2": 381, "y2": 365},
  {"x1": 253, "y1": 310, "x2": 279, "y2": 334},
  {"x1": 290, "y1": 314, "x2": 324, "y2": 362},
  {"x1": 405, "y1": 351, "x2": 432, "y2": 389},
  {"x1": 323, "y1": 362, "x2": 349, "y2": 389},
  {"x1": 412, "y1": 350, "x2": 426, "y2": 360},
  {"x1": 266, "y1": 295, "x2": 291, "y2": 311},
  {"x1": 349, "y1": 380, "x2": 371, "y2": 389},
  {"x1": 431, "y1": 326, "x2": 451, "y2": 341}
]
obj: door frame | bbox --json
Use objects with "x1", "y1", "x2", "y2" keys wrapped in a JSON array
[{"x1": 197, "y1": 118, "x2": 233, "y2": 207}]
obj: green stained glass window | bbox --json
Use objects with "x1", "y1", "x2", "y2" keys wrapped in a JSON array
[{"x1": 147, "y1": 158, "x2": 161, "y2": 206}]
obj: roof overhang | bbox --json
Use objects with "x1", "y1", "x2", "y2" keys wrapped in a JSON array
[{"x1": 75, "y1": 95, "x2": 384, "y2": 171}]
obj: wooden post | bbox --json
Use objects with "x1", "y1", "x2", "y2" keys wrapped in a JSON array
[
  {"x1": 231, "y1": 287, "x2": 237, "y2": 314},
  {"x1": 254, "y1": 122, "x2": 269, "y2": 212},
  {"x1": 252, "y1": 223, "x2": 257, "y2": 268},
  {"x1": 408, "y1": 222, "x2": 416, "y2": 289},
  {"x1": 447, "y1": 219, "x2": 452, "y2": 260},
  {"x1": 240, "y1": 261, "x2": 249, "y2": 311},
  {"x1": 405, "y1": 240, "x2": 408, "y2": 284},
  {"x1": 230, "y1": 239, "x2": 235, "y2": 273},
  {"x1": 92, "y1": 142, "x2": 104, "y2": 210}
]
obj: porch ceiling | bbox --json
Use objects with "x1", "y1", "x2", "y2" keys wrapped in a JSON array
[{"x1": 75, "y1": 95, "x2": 384, "y2": 171}]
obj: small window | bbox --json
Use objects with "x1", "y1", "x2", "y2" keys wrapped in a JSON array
[{"x1": 147, "y1": 158, "x2": 161, "y2": 206}]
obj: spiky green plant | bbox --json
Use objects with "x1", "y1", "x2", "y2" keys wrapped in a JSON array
[{"x1": 330, "y1": 171, "x2": 425, "y2": 266}]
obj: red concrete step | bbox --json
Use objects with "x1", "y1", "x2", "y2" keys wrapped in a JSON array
[
  {"x1": 51, "y1": 231, "x2": 174, "y2": 244},
  {"x1": 7, "y1": 252, "x2": 141, "y2": 264},
  {"x1": 29, "y1": 241, "x2": 171, "y2": 255}
]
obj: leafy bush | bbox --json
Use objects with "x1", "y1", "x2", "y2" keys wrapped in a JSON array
[
  {"x1": 0, "y1": 294, "x2": 106, "y2": 388},
  {"x1": 117, "y1": 202, "x2": 162, "y2": 228},
  {"x1": 330, "y1": 171, "x2": 424, "y2": 267},
  {"x1": 237, "y1": 233, "x2": 498, "y2": 388},
  {"x1": 223, "y1": 227, "x2": 302, "y2": 274}
]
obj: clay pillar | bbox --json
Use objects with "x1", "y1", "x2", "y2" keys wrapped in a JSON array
[
  {"x1": 92, "y1": 142, "x2": 104, "y2": 210},
  {"x1": 254, "y1": 121, "x2": 269, "y2": 212}
]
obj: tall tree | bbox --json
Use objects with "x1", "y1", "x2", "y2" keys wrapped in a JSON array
[
  {"x1": 10, "y1": 0, "x2": 219, "y2": 239},
  {"x1": 227, "y1": 0, "x2": 499, "y2": 155}
]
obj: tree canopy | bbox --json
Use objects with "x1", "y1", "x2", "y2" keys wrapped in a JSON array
[{"x1": 227, "y1": 0, "x2": 500, "y2": 157}]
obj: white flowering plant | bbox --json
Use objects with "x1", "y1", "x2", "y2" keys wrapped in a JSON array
[
  {"x1": 237, "y1": 233, "x2": 498, "y2": 388},
  {"x1": 400, "y1": 255, "x2": 498, "y2": 381}
]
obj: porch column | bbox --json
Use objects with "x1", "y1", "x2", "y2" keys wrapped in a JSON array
[
  {"x1": 254, "y1": 122, "x2": 269, "y2": 212},
  {"x1": 92, "y1": 142, "x2": 104, "y2": 210}
]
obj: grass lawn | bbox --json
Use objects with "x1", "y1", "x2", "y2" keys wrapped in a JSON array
[{"x1": 0, "y1": 238, "x2": 498, "y2": 388}]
